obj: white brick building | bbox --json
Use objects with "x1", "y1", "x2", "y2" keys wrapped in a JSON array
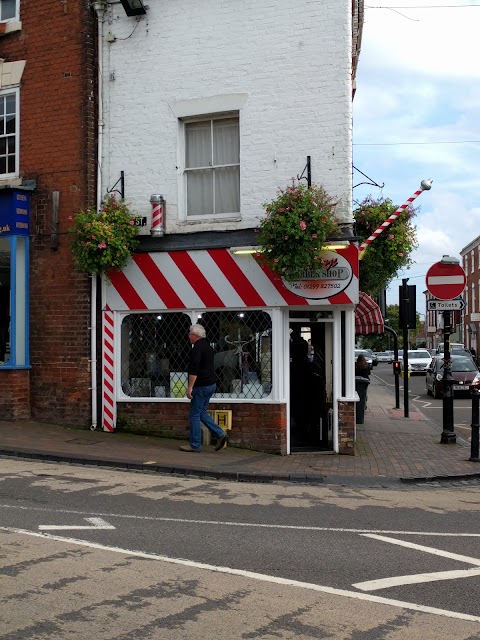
[{"x1": 94, "y1": 0, "x2": 365, "y2": 455}]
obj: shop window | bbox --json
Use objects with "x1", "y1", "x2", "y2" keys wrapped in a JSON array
[
  {"x1": 120, "y1": 310, "x2": 272, "y2": 399},
  {"x1": 0, "y1": 89, "x2": 19, "y2": 178},
  {"x1": 0, "y1": 234, "x2": 29, "y2": 368},
  {"x1": 0, "y1": 0, "x2": 17, "y2": 21},
  {"x1": 184, "y1": 114, "x2": 240, "y2": 219}
]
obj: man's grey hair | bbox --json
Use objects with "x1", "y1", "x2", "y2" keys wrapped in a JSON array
[{"x1": 189, "y1": 324, "x2": 206, "y2": 338}]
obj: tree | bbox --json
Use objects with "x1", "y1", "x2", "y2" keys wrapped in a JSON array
[{"x1": 354, "y1": 197, "x2": 418, "y2": 297}]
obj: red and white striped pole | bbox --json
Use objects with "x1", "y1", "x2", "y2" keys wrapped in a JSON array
[
  {"x1": 150, "y1": 194, "x2": 165, "y2": 237},
  {"x1": 358, "y1": 179, "x2": 432, "y2": 260}
]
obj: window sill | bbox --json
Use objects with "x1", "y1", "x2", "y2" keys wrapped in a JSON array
[
  {"x1": 180, "y1": 216, "x2": 242, "y2": 225},
  {"x1": 0, "y1": 21, "x2": 22, "y2": 35}
]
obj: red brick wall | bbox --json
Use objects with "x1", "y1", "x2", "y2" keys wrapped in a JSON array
[
  {"x1": 0, "y1": 370, "x2": 30, "y2": 420},
  {"x1": 338, "y1": 400, "x2": 355, "y2": 454},
  {"x1": 117, "y1": 402, "x2": 288, "y2": 454},
  {"x1": 0, "y1": 1, "x2": 96, "y2": 425}
]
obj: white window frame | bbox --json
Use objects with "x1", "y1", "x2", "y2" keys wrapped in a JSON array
[
  {"x1": 180, "y1": 112, "x2": 240, "y2": 221},
  {"x1": 472, "y1": 283, "x2": 476, "y2": 314},
  {"x1": 0, "y1": 0, "x2": 19, "y2": 22},
  {"x1": 471, "y1": 249, "x2": 475, "y2": 274},
  {"x1": 0, "y1": 87, "x2": 19, "y2": 179}
]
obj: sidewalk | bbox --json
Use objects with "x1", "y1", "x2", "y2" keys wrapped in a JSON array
[{"x1": 1, "y1": 378, "x2": 479, "y2": 486}]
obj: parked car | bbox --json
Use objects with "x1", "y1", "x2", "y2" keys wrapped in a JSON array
[
  {"x1": 355, "y1": 349, "x2": 373, "y2": 370},
  {"x1": 426, "y1": 355, "x2": 480, "y2": 399},
  {"x1": 398, "y1": 349, "x2": 432, "y2": 375},
  {"x1": 376, "y1": 351, "x2": 392, "y2": 363}
]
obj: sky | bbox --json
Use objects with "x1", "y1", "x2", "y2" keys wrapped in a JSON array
[{"x1": 352, "y1": 0, "x2": 480, "y2": 315}]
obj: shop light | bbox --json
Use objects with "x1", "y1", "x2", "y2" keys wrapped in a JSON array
[
  {"x1": 120, "y1": 0, "x2": 147, "y2": 17},
  {"x1": 321, "y1": 241, "x2": 350, "y2": 250},
  {"x1": 229, "y1": 246, "x2": 261, "y2": 255}
]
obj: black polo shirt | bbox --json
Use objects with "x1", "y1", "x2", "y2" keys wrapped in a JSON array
[{"x1": 188, "y1": 338, "x2": 216, "y2": 387}]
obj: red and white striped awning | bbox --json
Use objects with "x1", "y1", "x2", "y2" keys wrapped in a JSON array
[
  {"x1": 105, "y1": 246, "x2": 359, "y2": 311},
  {"x1": 355, "y1": 291, "x2": 384, "y2": 335}
]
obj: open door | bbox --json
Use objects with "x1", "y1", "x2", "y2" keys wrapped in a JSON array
[{"x1": 289, "y1": 319, "x2": 333, "y2": 452}]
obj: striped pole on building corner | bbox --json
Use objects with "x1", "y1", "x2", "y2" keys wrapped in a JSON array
[
  {"x1": 102, "y1": 304, "x2": 115, "y2": 432},
  {"x1": 150, "y1": 194, "x2": 165, "y2": 237},
  {"x1": 359, "y1": 179, "x2": 433, "y2": 259}
]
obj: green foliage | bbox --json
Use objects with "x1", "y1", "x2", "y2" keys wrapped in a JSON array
[
  {"x1": 68, "y1": 195, "x2": 139, "y2": 276},
  {"x1": 354, "y1": 197, "x2": 418, "y2": 297},
  {"x1": 256, "y1": 182, "x2": 338, "y2": 281}
]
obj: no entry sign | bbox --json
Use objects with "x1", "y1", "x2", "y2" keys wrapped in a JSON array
[{"x1": 426, "y1": 260, "x2": 466, "y2": 300}]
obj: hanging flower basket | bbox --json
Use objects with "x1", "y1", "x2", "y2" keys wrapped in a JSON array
[
  {"x1": 256, "y1": 181, "x2": 338, "y2": 281},
  {"x1": 68, "y1": 195, "x2": 140, "y2": 276}
]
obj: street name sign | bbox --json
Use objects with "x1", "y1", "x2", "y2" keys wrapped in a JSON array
[
  {"x1": 425, "y1": 261, "x2": 466, "y2": 300},
  {"x1": 427, "y1": 299, "x2": 465, "y2": 311}
]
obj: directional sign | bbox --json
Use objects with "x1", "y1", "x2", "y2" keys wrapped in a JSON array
[
  {"x1": 427, "y1": 299, "x2": 466, "y2": 311},
  {"x1": 425, "y1": 261, "x2": 466, "y2": 300}
]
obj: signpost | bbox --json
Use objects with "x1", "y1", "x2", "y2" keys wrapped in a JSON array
[
  {"x1": 426, "y1": 256, "x2": 467, "y2": 444},
  {"x1": 427, "y1": 299, "x2": 465, "y2": 311},
  {"x1": 425, "y1": 260, "x2": 466, "y2": 301}
]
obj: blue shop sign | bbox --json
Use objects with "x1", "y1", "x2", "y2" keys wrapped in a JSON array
[{"x1": 0, "y1": 190, "x2": 30, "y2": 236}]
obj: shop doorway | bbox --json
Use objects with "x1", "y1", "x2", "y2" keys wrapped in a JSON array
[{"x1": 289, "y1": 316, "x2": 333, "y2": 452}]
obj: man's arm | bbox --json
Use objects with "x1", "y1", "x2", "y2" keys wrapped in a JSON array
[{"x1": 187, "y1": 374, "x2": 197, "y2": 399}]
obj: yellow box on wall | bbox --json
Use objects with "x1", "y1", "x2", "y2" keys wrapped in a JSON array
[{"x1": 207, "y1": 409, "x2": 232, "y2": 430}]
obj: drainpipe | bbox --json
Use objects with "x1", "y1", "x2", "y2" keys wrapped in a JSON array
[{"x1": 90, "y1": 0, "x2": 107, "y2": 430}]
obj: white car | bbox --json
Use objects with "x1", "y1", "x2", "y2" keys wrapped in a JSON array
[{"x1": 398, "y1": 349, "x2": 432, "y2": 374}]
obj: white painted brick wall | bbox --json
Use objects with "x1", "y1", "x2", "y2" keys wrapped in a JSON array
[{"x1": 102, "y1": 0, "x2": 353, "y2": 234}]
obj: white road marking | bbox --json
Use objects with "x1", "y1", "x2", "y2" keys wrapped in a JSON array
[
  {"x1": 354, "y1": 568, "x2": 480, "y2": 591},
  {"x1": 353, "y1": 534, "x2": 480, "y2": 591},
  {"x1": 38, "y1": 517, "x2": 115, "y2": 531},
  {"x1": 1, "y1": 503, "x2": 480, "y2": 537},
  {"x1": 1, "y1": 526, "x2": 479, "y2": 624}
]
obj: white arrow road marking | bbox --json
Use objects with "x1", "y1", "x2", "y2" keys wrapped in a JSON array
[
  {"x1": 38, "y1": 517, "x2": 115, "y2": 531},
  {"x1": 353, "y1": 534, "x2": 480, "y2": 592}
]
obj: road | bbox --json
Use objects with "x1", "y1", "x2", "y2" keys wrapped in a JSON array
[
  {"x1": 373, "y1": 363, "x2": 475, "y2": 443},
  {"x1": 0, "y1": 457, "x2": 480, "y2": 638}
]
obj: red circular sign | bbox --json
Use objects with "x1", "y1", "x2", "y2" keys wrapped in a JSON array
[{"x1": 426, "y1": 261, "x2": 466, "y2": 300}]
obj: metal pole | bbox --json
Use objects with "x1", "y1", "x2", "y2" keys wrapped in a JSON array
[
  {"x1": 385, "y1": 325, "x2": 400, "y2": 409},
  {"x1": 470, "y1": 388, "x2": 480, "y2": 462},
  {"x1": 441, "y1": 311, "x2": 456, "y2": 443},
  {"x1": 402, "y1": 278, "x2": 409, "y2": 418}
]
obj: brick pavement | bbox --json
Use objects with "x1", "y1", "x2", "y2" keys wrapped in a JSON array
[{"x1": 0, "y1": 379, "x2": 479, "y2": 485}]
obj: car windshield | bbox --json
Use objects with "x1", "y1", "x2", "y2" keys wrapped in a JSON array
[
  {"x1": 437, "y1": 356, "x2": 477, "y2": 373},
  {"x1": 408, "y1": 351, "x2": 430, "y2": 359}
]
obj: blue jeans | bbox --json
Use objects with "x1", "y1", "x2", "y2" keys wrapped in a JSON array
[{"x1": 189, "y1": 383, "x2": 225, "y2": 449}]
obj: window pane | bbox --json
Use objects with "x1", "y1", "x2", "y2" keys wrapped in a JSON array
[
  {"x1": 187, "y1": 169, "x2": 213, "y2": 216},
  {"x1": 0, "y1": 138, "x2": 5, "y2": 155},
  {"x1": 1, "y1": 0, "x2": 16, "y2": 20},
  {"x1": 5, "y1": 94, "x2": 15, "y2": 113},
  {"x1": 120, "y1": 313, "x2": 191, "y2": 398},
  {"x1": 5, "y1": 114, "x2": 15, "y2": 134},
  {"x1": 185, "y1": 121, "x2": 211, "y2": 168},
  {"x1": 0, "y1": 238, "x2": 11, "y2": 365},
  {"x1": 0, "y1": 157, "x2": 6, "y2": 174},
  {"x1": 213, "y1": 118, "x2": 239, "y2": 165},
  {"x1": 7, "y1": 154, "x2": 15, "y2": 173},
  {"x1": 214, "y1": 166, "x2": 240, "y2": 214},
  {"x1": 200, "y1": 311, "x2": 272, "y2": 398}
]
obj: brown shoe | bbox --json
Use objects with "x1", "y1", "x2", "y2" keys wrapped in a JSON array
[
  {"x1": 214, "y1": 435, "x2": 228, "y2": 451},
  {"x1": 179, "y1": 445, "x2": 202, "y2": 452}
]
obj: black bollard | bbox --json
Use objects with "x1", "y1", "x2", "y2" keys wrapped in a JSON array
[{"x1": 470, "y1": 387, "x2": 480, "y2": 462}]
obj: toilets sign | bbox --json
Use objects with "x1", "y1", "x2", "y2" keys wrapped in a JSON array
[{"x1": 282, "y1": 251, "x2": 353, "y2": 299}]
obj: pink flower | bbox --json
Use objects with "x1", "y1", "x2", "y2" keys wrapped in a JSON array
[
  {"x1": 68, "y1": 215, "x2": 73, "y2": 220},
  {"x1": 279, "y1": 208, "x2": 285, "y2": 213},
  {"x1": 311, "y1": 233, "x2": 317, "y2": 239},
  {"x1": 129, "y1": 220, "x2": 135, "y2": 225},
  {"x1": 284, "y1": 235, "x2": 289, "y2": 240},
  {"x1": 398, "y1": 252, "x2": 404, "y2": 257},
  {"x1": 274, "y1": 258, "x2": 279, "y2": 263},
  {"x1": 389, "y1": 234, "x2": 394, "y2": 239},
  {"x1": 85, "y1": 242, "x2": 91, "y2": 246},
  {"x1": 98, "y1": 242, "x2": 107, "y2": 249},
  {"x1": 299, "y1": 221, "x2": 306, "y2": 230}
]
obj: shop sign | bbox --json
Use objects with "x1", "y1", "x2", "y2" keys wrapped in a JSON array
[
  {"x1": 282, "y1": 250, "x2": 353, "y2": 299},
  {"x1": 0, "y1": 190, "x2": 30, "y2": 237}
]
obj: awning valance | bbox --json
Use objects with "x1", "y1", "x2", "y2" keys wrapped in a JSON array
[{"x1": 355, "y1": 291, "x2": 384, "y2": 335}]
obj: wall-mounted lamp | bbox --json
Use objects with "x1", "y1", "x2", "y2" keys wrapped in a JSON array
[
  {"x1": 229, "y1": 246, "x2": 261, "y2": 255},
  {"x1": 120, "y1": 0, "x2": 147, "y2": 16},
  {"x1": 321, "y1": 241, "x2": 350, "y2": 250}
]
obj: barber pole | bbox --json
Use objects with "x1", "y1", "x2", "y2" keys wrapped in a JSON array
[
  {"x1": 150, "y1": 194, "x2": 165, "y2": 237},
  {"x1": 102, "y1": 305, "x2": 115, "y2": 432},
  {"x1": 359, "y1": 179, "x2": 433, "y2": 259}
]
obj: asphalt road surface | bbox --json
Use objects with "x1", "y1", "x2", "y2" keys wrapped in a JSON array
[
  {"x1": 0, "y1": 458, "x2": 479, "y2": 639},
  {"x1": 373, "y1": 363, "x2": 475, "y2": 443}
]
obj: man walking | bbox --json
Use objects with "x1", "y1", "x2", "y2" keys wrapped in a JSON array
[{"x1": 180, "y1": 324, "x2": 228, "y2": 452}]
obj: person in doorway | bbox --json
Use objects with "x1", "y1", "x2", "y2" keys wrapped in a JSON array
[
  {"x1": 355, "y1": 354, "x2": 370, "y2": 379},
  {"x1": 179, "y1": 324, "x2": 228, "y2": 453},
  {"x1": 289, "y1": 326, "x2": 309, "y2": 435}
]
